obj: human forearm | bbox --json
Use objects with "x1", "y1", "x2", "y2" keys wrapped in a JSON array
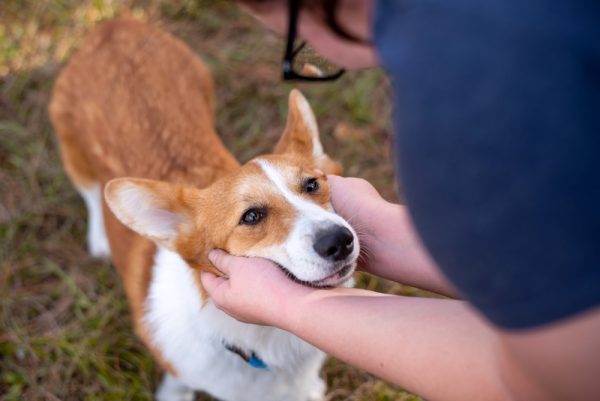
[
  {"x1": 203, "y1": 251, "x2": 599, "y2": 401},
  {"x1": 281, "y1": 288, "x2": 510, "y2": 401}
]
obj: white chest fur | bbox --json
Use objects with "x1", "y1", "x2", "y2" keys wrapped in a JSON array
[{"x1": 144, "y1": 248, "x2": 326, "y2": 401}]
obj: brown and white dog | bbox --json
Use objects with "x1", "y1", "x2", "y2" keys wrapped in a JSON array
[{"x1": 49, "y1": 18, "x2": 359, "y2": 401}]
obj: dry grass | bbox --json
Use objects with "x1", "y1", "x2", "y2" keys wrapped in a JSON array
[{"x1": 1, "y1": 1, "x2": 423, "y2": 400}]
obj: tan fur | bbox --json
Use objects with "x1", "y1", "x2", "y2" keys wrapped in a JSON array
[
  {"x1": 49, "y1": 18, "x2": 239, "y2": 188},
  {"x1": 275, "y1": 91, "x2": 342, "y2": 175},
  {"x1": 50, "y1": 18, "x2": 341, "y2": 376},
  {"x1": 49, "y1": 17, "x2": 239, "y2": 374}
]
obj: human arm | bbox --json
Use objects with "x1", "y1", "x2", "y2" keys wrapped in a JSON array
[
  {"x1": 285, "y1": 289, "x2": 511, "y2": 401},
  {"x1": 293, "y1": 288, "x2": 600, "y2": 401},
  {"x1": 328, "y1": 175, "x2": 456, "y2": 296},
  {"x1": 200, "y1": 251, "x2": 507, "y2": 400},
  {"x1": 201, "y1": 251, "x2": 600, "y2": 401}
]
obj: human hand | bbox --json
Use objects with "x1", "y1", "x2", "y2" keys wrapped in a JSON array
[
  {"x1": 200, "y1": 250, "x2": 312, "y2": 327},
  {"x1": 328, "y1": 175, "x2": 394, "y2": 272},
  {"x1": 328, "y1": 175, "x2": 385, "y2": 222},
  {"x1": 328, "y1": 175, "x2": 455, "y2": 296}
]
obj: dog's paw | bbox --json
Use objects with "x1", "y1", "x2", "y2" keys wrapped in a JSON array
[
  {"x1": 306, "y1": 378, "x2": 326, "y2": 401},
  {"x1": 156, "y1": 374, "x2": 194, "y2": 401},
  {"x1": 88, "y1": 227, "x2": 111, "y2": 258},
  {"x1": 156, "y1": 390, "x2": 194, "y2": 401}
]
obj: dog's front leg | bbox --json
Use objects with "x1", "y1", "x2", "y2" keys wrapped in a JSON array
[{"x1": 156, "y1": 373, "x2": 194, "y2": 401}]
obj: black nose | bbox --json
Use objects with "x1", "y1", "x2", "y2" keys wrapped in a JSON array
[{"x1": 313, "y1": 226, "x2": 354, "y2": 262}]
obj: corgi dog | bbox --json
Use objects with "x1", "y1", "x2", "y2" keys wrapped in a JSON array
[{"x1": 49, "y1": 18, "x2": 359, "y2": 401}]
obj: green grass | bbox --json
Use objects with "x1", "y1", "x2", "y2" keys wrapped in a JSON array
[{"x1": 0, "y1": 1, "x2": 423, "y2": 400}]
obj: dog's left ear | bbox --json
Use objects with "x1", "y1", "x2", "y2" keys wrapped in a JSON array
[
  {"x1": 274, "y1": 89, "x2": 342, "y2": 174},
  {"x1": 104, "y1": 178, "x2": 199, "y2": 251},
  {"x1": 104, "y1": 178, "x2": 222, "y2": 276}
]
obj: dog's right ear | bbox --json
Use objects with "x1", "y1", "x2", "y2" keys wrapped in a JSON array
[
  {"x1": 274, "y1": 89, "x2": 342, "y2": 174},
  {"x1": 104, "y1": 178, "x2": 199, "y2": 250}
]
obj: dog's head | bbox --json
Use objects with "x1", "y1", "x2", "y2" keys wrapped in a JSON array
[{"x1": 105, "y1": 90, "x2": 358, "y2": 287}]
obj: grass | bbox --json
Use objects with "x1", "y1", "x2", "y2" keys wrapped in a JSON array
[{"x1": 1, "y1": 1, "x2": 423, "y2": 400}]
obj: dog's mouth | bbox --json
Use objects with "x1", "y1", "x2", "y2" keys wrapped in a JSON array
[
  {"x1": 309, "y1": 263, "x2": 355, "y2": 287},
  {"x1": 276, "y1": 262, "x2": 356, "y2": 289}
]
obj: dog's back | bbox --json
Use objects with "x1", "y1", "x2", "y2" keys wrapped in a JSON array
[
  {"x1": 49, "y1": 16, "x2": 240, "y2": 283},
  {"x1": 49, "y1": 18, "x2": 240, "y2": 374},
  {"x1": 50, "y1": 17, "x2": 238, "y2": 187}
]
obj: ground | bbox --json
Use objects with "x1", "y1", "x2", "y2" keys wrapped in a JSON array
[{"x1": 0, "y1": 1, "x2": 424, "y2": 400}]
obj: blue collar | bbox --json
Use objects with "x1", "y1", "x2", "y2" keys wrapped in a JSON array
[{"x1": 224, "y1": 342, "x2": 268, "y2": 370}]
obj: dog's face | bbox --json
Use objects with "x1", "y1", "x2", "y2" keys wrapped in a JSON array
[
  {"x1": 105, "y1": 90, "x2": 358, "y2": 287},
  {"x1": 209, "y1": 153, "x2": 359, "y2": 287}
]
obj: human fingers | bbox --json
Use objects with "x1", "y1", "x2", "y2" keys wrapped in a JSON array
[
  {"x1": 327, "y1": 175, "x2": 352, "y2": 216},
  {"x1": 200, "y1": 271, "x2": 229, "y2": 300},
  {"x1": 208, "y1": 249, "x2": 242, "y2": 276},
  {"x1": 203, "y1": 251, "x2": 302, "y2": 326},
  {"x1": 328, "y1": 175, "x2": 380, "y2": 220},
  {"x1": 328, "y1": 175, "x2": 380, "y2": 199}
]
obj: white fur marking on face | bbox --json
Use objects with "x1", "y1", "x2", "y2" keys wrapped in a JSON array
[
  {"x1": 256, "y1": 160, "x2": 329, "y2": 218},
  {"x1": 253, "y1": 159, "x2": 359, "y2": 283}
]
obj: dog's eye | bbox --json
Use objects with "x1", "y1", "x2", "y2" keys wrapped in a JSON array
[
  {"x1": 240, "y1": 208, "x2": 267, "y2": 225},
  {"x1": 302, "y1": 178, "x2": 319, "y2": 194}
]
